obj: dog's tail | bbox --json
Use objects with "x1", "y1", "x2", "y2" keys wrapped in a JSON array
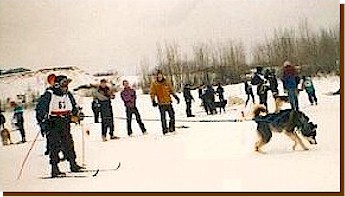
[{"x1": 252, "y1": 104, "x2": 267, "y2": 118}]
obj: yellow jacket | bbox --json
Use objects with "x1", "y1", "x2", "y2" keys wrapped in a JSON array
[{"x1": 150, "y1": 79, "x2": 175, "y2": 105}]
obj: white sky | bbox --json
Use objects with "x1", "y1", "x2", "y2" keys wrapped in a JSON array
[{"x1": 0, "y1": 0, "x2": 340, "y2": 75}]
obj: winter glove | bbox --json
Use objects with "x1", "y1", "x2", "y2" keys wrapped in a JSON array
[
  {"x1": 173, "y1": 95, "x2": 180, "y2": 104},
  {"x1": 152, "y1": 100, "x2": 158, "y2": 107}
]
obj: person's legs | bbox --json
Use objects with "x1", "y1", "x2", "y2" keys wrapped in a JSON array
[
  {"x1": 245, "y1": 94, "x2": 250, "y2": 107},
  {"x1": 288, "y1": 89, "x2": 297, "y2": 110},
  {"x1": 126, "y1": 108, "x2": 133, "y2": 136},
  {"x1": 186, "y1": 101, "x2": 192, "y2": 116},
  {"x1": 312, "y1": 90, "x2": 318, "y2": 104},
  {"x1": 307, "y1": 92, "x2": 314, "y2": 104},
  {"x1": 133, "y1": 107, "x2": 146, "y2": 133},
  {"x1": 18, "y1": 123, "x2": 26, "y2": 142},
  {"x1": 159, "y1": 105, "x2": 168, "y2": 134},
  {"x1": 167, "y1": 105, "x2": 175, "y2": 132},
  {"x1": 251, "y1": 92, "x2": 255, "y2": 103}
]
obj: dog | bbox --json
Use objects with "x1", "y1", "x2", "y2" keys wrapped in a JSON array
[
  {"x1": 252, "y1": 105, "x2": 317, "y2": 153},
  {"x1": 273, "y1": 95, "x2": 289, "y2": 113},
  {"x1": 214, "y1": 100, "x2": 227, "y2": 114},
  {"x1": 1, "y1": 128, "x2": 13, "y2": 146}
]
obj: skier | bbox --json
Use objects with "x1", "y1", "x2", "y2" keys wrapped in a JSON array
[
  {"x1": 97, "y1": 79, "x2": 120, "y2": 141},
  {"x1": 302, "y1": 76, "x2": 318, "y2": 105},
  {"x1": 183, "y1": 83, "x2": 195, "y2": 117},
  {"x1": 216, "y1": 83, "x2": 225, "y2": 102},
  {"x1": 120, "y1": 79, "x2": 147, "y2": 136},
  {"x1": 10, "y1": 101, "x2": 26, "y2": 143},
  {"x1": 35, "y1": 75, "x2": 84, "y2": 177},
  {"x1": 244, "y1": 79, "x2": 255, "y2": 107},
  {"x1": 150, "y1": 70, "x2": 180, "y2": 135},
  {"x1": 282, "y1": 61, "x2": 299, "y2": 111}
]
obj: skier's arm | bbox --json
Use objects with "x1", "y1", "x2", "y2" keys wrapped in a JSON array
[
  {"x1": 149, "y1": 82, "x2": 156, "y2": 102},
  {"x1": 35, "y1": 91, "x2": 52, "y2": 123},
  {"x1": 67, "y1": 92, "x2": 79, "y2": 116}
]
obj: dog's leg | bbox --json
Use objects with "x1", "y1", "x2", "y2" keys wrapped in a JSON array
[
  {"x1": 255, "y1": 133, "x2": 266, "y2": 154},
  {"x1": 285, "y1": 131, "x2": 298, "y2": 150},
  {"x1": 295, "y1": 133, "x2": 309, "y2": 151}
]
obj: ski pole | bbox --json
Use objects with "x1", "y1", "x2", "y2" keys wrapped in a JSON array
[{"x1": 16, "y1": 129, "x2": 41, "y2": 180}]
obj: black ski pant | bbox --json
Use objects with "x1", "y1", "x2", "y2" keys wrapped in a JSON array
[
  {"x1": 185, "y1": 101, "x2": 193, "y2": 116},
  {"x1": 47, "y1": 116, "x2": 76, "y2": 165},
  {"x1": 126, "y1": 107, "x2": 146, "y2": 135},
  {"x1": 258, "y1": 94, "x2": 268, "y2": 110},
  {"x1": 100, "y1": 101, "x2": 115, "y2": 137},
  {"x1": 307, "y1": 90, "x2": 318, "y2": 104},
  {"x1": 16, "y1": 122, "x2": 25, "y2": 141},
  {"x1": 158, "y1": 104, "x2": 175, "y2": 134},
  {"x1": 101, "y1": 117, "x2": 114, "y2": 137},
  {"x1": 245, "y1": 92, "x2": 255, "y2": 107}
]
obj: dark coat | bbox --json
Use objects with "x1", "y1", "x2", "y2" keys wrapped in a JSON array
[{"x1": 183, "y1": 87, "x2": 194, "y2": 102}]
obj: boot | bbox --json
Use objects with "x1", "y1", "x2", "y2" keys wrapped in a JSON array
[
  {"x1": 70, "y1": 161, "x2": 85, "y2": 172},
  {"x1": 51, "y1": 164, "x2": 65, "y2": 177},
  {"x1": 22, "y1": 137, "x2": 26, "y2": 143}
]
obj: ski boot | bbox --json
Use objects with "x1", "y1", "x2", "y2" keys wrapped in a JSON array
[
  {"x1": 51, "y1": 164, "x2": 65, "y2": 177},
  {"x1": 70, "y1": 161, "x2": 85, "y2": 172}
]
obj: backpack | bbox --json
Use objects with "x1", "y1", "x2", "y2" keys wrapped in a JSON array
[{"x1": 1, "y1": 113, "x2": 6, "y2": 127}]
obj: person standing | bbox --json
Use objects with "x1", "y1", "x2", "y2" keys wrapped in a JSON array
[
  {"x1": 251, "y1": 67, "x2": 269, "y2": 110},
  {"x1": 282, "y1": 61, "x2": 299, "y2": 111},
  {"x1": 35, "y1": 75, "x2": 84, "y2": 177},
  {"x1": 120, "y1": 80, "x2": 147, "y2": 136},
  {"x1": 267, "y1": 69, "x2": 279, "y2": 97},
  {"x1": 10, "y1": 101, "x2": 26, "y2": 143},
  {"x1": 204, "y1": 85, "x2": 216, "y2": 115},
  {"x1": 302, "y1": 76, "x2": 318, "y2": 105},
  {"x1": 183, "y1": 83, "x2": 195, "y2": 117},
  {"x1": 244, "y1": 80, "x2": 255, "y2": 107},
  {"x1": 216, "y1": 83, "x2": 225, "y2": 102},
  {"x1": 150, "y1": 70, "x2": 180, "y2": 135},
  {"x1": 97, "y1": 79, "x2": 119, "y2": 141}
]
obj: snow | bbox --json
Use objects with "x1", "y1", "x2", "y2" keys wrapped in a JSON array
[{"x1": 0, "y1": 76, "x2": 341, "y2": 192}]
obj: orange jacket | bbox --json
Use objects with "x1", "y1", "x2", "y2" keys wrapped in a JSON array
[{"x1": 150, "y1": 79, "x2": 175, "y2": 105}]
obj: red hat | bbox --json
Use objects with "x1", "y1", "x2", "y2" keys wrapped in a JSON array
[{"x1": 47, "y1": 74, "x2": 56, "y2": 85}]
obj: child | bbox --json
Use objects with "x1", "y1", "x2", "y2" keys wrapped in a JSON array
[{"x1": 302, "y1": 76, "x2": 318, "y2": 105}]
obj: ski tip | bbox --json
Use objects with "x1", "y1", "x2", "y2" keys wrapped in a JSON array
[
  {"x1": 93, "y1": 169, "x2": 100, "y2": 177},
  {"x1": 116, "y1": 162, "x2": 121, "y2": 169}
]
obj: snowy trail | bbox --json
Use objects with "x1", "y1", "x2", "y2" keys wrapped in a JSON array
[{"x1": 0, "y1": 76, "x2": 340, "y2": 192}]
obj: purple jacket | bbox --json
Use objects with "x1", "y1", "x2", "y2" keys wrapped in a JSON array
[{"x1": 121, "y1": 87, "x2": 136, "y2": 108}]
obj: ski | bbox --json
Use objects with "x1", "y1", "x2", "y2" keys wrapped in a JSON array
[
  {"x1": 39, "y1": 162, "x2": 120, "y2": 179},
  {"x1": 39, "y1": 171, "x2": 98, "y2": 179},
  {"x1": 73, "y1": 162, "x2": 121, "y2": 174}
]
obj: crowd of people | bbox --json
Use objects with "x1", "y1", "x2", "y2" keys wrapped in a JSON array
[{"x1": 0, "y1": 60, "x2": 321, "y2": 177}]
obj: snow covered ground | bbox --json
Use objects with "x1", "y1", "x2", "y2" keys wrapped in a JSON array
[{"x1": 0, "y1": 76, "x2": 341, "y2": 192}]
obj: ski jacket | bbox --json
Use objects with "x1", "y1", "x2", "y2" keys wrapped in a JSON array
[
  {"x1": 121, "y1": 87, "x2": 136, "y2": 108},
  {"x1": 183, "y1": 87, "x2": 194, "y2": 102},
  {"x1": 150, "y1": 79, "x2": 175, "y2": 105},
  {"x1": 13, "y1": 105, "x2": 24, "y2": 125},
  {"x1": 36, "y1": 87, "x2": 78, "y2": 123},
  {"x1": 282, "y1": 65, "x2": 298, "y2": 90}
]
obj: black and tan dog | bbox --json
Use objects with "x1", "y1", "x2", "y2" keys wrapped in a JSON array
[
  {"x1": 253, "y1": 105, "x2": 317, "y2": 153},
  {"x1": 1, "y1": 128, "x2": 13, "y2": 146},
  {"x1": 214, "y1": 100, "x2": 227, "y2": 114}
]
